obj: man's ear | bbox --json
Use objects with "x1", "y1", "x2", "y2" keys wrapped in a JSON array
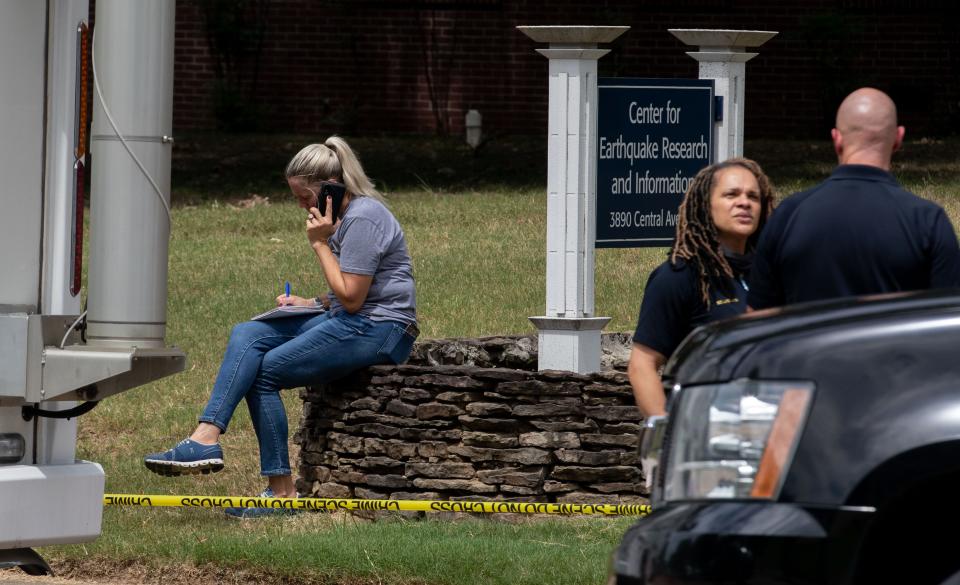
[
  {"x1": 831, "y1": 128, "x2": 843, "y2": 159},
  {"x1": 892, "y1": 125, "x2": 905, "y2": 153}
]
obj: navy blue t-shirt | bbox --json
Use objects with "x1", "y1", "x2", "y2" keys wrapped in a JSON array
[
  {"x1": 748, "y1": 165, "x2": 960, "y2": 309},
  {"x1": 632, "y1": 259, "x2": 749, "y2": 357}
]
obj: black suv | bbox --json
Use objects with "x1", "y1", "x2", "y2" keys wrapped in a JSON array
[{"x1": 612, "y1": 290, "x2": 960, "y2": 585}]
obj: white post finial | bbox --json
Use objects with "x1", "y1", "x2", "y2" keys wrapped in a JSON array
[
  {"x1": 669, "y1": 29, "x2": 777, "y2": 161},
  {"x1": 518, "y1": 25, "x2": 627, "y2": 374}
]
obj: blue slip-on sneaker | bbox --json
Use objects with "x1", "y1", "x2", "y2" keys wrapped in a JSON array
[
  {"x1": 143, "y1": 439, "x2": 224, "y2": 476},
  {"x1": 224, "y1": 487, "x2": 302, "y2": 520}
]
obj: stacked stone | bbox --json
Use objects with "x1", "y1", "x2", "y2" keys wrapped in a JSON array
[{"x1": 296, "y1": 336, "x2": 646, "y2": 505}]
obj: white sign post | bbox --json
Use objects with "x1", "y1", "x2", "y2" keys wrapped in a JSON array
[
  {"x1": 668, "y1": 29, "x2": 777, "y2": 161},
  {"x1": 518, "y1": 25, "x2": 628, "y2": 374}
]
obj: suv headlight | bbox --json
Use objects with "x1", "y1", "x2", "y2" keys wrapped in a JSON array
[{"x1": 663, "y1": 379, "x2": 813, "y2": 501}]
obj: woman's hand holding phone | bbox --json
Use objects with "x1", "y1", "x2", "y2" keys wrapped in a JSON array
[{"x1": 306, "y1": 196, "x2": 339, "y2": 247}]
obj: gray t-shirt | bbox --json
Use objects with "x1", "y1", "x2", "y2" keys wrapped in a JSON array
[{"x1": 327, "y1": 196, "x2": 417, "y2": 324}]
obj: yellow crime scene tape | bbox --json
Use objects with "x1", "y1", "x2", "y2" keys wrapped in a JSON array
[{"x1": 104, "y1": 494, "x2": 650, "y2": 516}]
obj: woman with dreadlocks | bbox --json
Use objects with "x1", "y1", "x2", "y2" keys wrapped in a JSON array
[{"x1": 628, "y1": 158, "x2": 774, "y2": 416}]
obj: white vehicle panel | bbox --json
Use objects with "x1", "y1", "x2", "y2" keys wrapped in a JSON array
[
  {"x1": 42, "y1": 0, "x2": 88, "y2": 316},
  {"x1": 0, "y1": 1, "x2": 46, "y2": 309},
  {"x1": 0, "y1": 462, "x2": 104, "y2": 548}
]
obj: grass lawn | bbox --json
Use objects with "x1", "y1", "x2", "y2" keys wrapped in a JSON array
[{"x1": 37, "y1": 134, "x2": 960, "y2": 584}]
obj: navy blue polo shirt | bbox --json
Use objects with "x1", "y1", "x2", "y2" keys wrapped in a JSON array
[
  {"x1": 633, "y1": 259, "x2": 748, "y2": 357},
  {"x1": 748, "y1": 165, "x2": 960, "y2": 309}
]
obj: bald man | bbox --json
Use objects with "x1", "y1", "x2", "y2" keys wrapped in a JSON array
[{"x1": 748, "y1": 88, "x2": 960, "y2": 308}]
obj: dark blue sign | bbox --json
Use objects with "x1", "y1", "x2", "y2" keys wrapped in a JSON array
[{"x1": 596, "y1": 78, "x2": 714, "y2": 248}]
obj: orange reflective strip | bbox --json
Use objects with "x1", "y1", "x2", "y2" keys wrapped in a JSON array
[
  {"x1": 76, "y1": 22, "x2": 90, "y2": 159},
  {"x1": 751, "y1": 388, "x2": 810, "y2": 498}
]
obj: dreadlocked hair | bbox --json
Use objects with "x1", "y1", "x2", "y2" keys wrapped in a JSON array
[{"x1": 670, "y1": 158, "x2": 775, "y2": 305}]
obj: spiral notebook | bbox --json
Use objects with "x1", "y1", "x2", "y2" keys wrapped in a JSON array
[{"x1": 251, "y1": 305, "x2": 327, "y2": 321}]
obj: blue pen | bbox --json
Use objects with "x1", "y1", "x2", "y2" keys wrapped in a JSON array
[{"x1": 285, "y1": 281, "x2": 291, "y2": 299}]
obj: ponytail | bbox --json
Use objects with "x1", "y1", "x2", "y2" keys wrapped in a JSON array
[
  {"x1": 324, "y1": 136, "x2": 384, "y2": 202},
  {"x1": 285, "y1": 136, "x2": 385, "y2": 203}
]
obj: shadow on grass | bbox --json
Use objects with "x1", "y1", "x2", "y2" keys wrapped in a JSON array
[
  {"x1": 171, "y1": 133, "x2": 960, "y2": 205},
  {"x1": 746, "y1": 137, "x2": 960, "y2": 191},
  {"x1": 171, "y1": 133, "x2": 548, "y2": 204}
]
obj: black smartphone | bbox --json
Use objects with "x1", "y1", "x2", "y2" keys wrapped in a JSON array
[{"x1": 317, "y1": 181, "x2": 347, "y2": 221}]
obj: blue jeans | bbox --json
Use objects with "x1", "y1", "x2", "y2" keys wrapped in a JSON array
[{"x1": 199, "y1": 311, "x2": 415, "y2": 476}]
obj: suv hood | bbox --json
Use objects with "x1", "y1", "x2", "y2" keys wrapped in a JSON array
[{"x1": 664, "y1": 288, "x2": 960, "y2": 385}]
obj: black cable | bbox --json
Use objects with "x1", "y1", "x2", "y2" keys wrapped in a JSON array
[{"x1": 22, "y1": 400, "x2": 99, "y2": 422}]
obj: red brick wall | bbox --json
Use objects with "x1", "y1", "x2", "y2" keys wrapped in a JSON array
[
  {"x1": 173, "y1": 2, "x2": 216, "y2": 130},
  {"x1": 165, "y1": 0, "x2": 960, "y2": 138}
]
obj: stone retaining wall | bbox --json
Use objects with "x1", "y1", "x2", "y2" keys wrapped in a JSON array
[{"x1": 296, "y1": 334, "x2": 647, "y2": 505}]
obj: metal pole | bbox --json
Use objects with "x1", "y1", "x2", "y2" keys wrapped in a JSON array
[{"x1": 87, "y1": 0, "x2": 176, "y2": 348}]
